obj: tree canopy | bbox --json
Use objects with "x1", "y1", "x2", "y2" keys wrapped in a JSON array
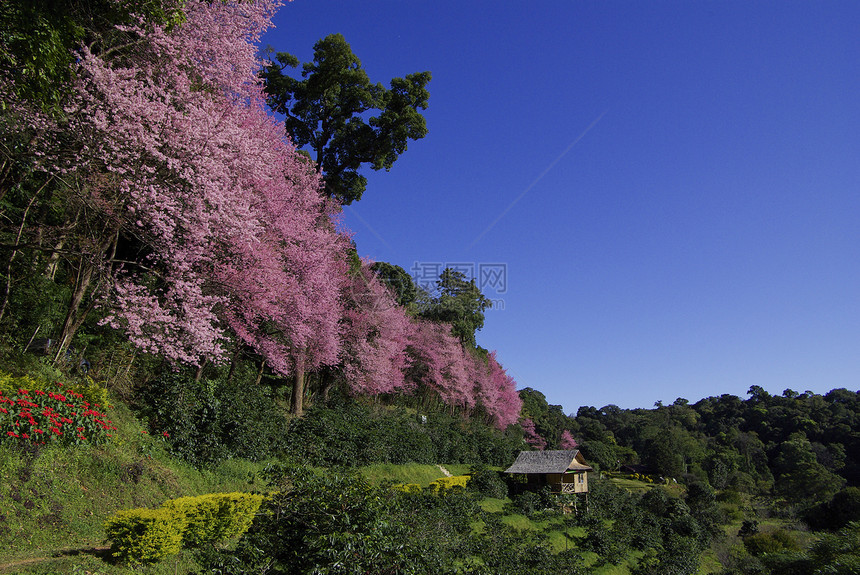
[
  {"x1": 261, "y1": 33, "x2": 431, "y2": 205},
  {"x1": 418, "y1": 268, "x2": 492, "y2": 349}
]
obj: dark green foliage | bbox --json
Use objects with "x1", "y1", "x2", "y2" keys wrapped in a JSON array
[
  {"x1": 742, "y1": 529, "x2": 799, "y2": 557},
  {"x1": 509, "y1": 487, "x2": 555, "y2": 517},
  {"x1": 371, "y1": 261, "x2": 418, "y2": 307},
  {"x1": 261, "y1": 33, "x2": 430, "y2": 205},
  {"x1": 418, "y1": 268, "x2": 492, "y2": 348},
  {"x1": 0, "y1": 0, "x2": 184, "y2": 110},
  {"x1": 805, "y1": 486, "x2": 860, "y2": 531},
  {"x1": 468, "y1": 464, "x2": 508, "y2": 499},
  {"x1": 581, "y1": 439, "x2": 618, "y2": 472},
  {"x1": 201, "y1": 465, "x2": 427, "y2": 574},
  {"x1": 285, "y1": 402, "x2": 520, "y2": 467},
  {"x1": 137, "y1": 371, "x2": 288, "y2": 467},
  {"x1": 572, "y1": 481, "x2": 708, "y2": 575},
  {"x1": 196, "y1": 464, "x2": 591, "y2": 575},
  {"x1": 732, "y1": 523, "x2": 860, "y2": 575},
  {"x1": 467, "y1": 518, "x2": 587, "y2": 575},
  {"x1": 518, "y1": 387, "x2": 575, "y2": 449}
]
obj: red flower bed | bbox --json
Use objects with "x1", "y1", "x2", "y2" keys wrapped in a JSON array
[{"x1": 0, "y1": 383, "x2": 117, "y2": 446}]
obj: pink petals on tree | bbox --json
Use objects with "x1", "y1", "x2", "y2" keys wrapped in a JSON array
[{"x1": 10, "y1": 0, "x2": 524, "y2": 428}]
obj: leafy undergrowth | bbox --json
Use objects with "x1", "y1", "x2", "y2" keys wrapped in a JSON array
[{"x1": 0, "y1": 397, "x2": 264, "y2": 573}]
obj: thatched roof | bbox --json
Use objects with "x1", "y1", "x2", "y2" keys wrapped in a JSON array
[{"x1": 504, "y1": 450, "x2": 593, "y2": 474}]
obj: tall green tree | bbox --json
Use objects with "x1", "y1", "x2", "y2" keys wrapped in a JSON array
[
  {"x1": 261, "y1": 33, "x2": 431, "y2": 205},
  {"x1": 419, "y1": 268, "x2": 491, "y2": 348},
  {"x1": 370, "y1": 261, "x2": 417, "y2": 307}
]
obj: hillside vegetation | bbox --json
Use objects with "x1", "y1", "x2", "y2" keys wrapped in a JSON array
[{"x1": 1, "y1": 1, "x2": 859, "y2": 574}]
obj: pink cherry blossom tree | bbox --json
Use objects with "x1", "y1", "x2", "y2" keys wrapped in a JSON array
[
  {"x1": 54, "y1": 0, "x2": 348, "y2": 409},
  {"x1": 560, "y1": 429, "x2": 578, "y2": 450},
  {"x1": 406, "y1": 318, "x2": 475, "y2": 411},
  {"x1": 339, "y1": 263, "x2": 413, "y2": 396},
  {"x1": 520, "y1": 417, "x2": 547, "y2": 450},
  {"x1": 471, "y1": 351, "x2": 522, "y2": 430}
]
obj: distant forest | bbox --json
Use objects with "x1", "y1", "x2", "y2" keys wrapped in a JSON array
[{"x1": 522, "y1": 385, "x2": 859, "y2": 520}]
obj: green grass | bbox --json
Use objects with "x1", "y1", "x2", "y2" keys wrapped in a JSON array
[
  {"x1": 358, "y1": 462, "x2": 459, "y2": 486},
  {"x1": 500, "y1": 513, "x2": 535, "y2": 531},
  {"x1": 607, "y1": 477, "x2": 657, "y2": 492},
  {"x1": 478, "y1": 497, "x2": 508, "y2": 513},
  {"x1": 0, "y1": 395, "x2": 264, "y2": 574}
]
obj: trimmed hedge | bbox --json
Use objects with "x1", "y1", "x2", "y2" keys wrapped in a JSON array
[
  {"x1": 428, "y1": 475, "x2": 470, "y2": 493},
  {"x1": 104, "y1": 492, "x2": 265, "y2": 564},
  {"x1": 392, "y1": 483, "x2": 423, "y2": 494},
  {"x1": 163, "y1": 492, "x2": 265, "y2": 548},
  {"x1": 104, "y1": 508, "x2": 185, "y2": 565}
]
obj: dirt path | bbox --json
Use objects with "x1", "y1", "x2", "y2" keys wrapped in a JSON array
[
  {"x1": 0, "y1": 546, "x2": 110, "y2": 573},
  {"x1": 437, "y1": 464, "x2": 452, "y2": 477}
]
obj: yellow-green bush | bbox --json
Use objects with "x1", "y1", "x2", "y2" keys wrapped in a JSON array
[
  {"x1": 392, "y1": 483, "x2": 423, "y2": 494},
  {"x1": 104, "y1": 508, "x2": 186, "y2": 565},
  {"x1": 428, "y1": 475, "x2": 470, "y2": 493},
  {"x1": 105, "y1": 492, "x2": 265, "y2": 563},
  {"x1": 162, "y1": 492, "x2": 264, "y2": 548}
]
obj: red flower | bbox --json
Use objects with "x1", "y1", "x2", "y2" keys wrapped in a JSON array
[
  {"x1": 6, "y1": 431, "x2": 16, "y2": 437},
  {"x1": 35, "y1": 429, "x2": 44, "y2": 434},
  {"x1": 21, "y1": 433, "x2": 29, "y2": 439},
  {"x1": 162, "y1": 432, "x2": 170, "y2": 438}
]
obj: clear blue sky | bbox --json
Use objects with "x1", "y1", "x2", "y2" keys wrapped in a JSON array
[{"x1": 262, "y1": 0, "x2": 860, "y2": 413}]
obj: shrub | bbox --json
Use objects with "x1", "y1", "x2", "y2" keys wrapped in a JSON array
[
  {"x1": 428, "y1": 475, "x2": 469, "y2": 493},
  {"x1": 104, "y1": 492, "x2": 265, "y2": 563},
  {"x1": 468, "y1": 464, "x2": 508, "y2": 498},
  {"x1": 742, "y1": 529, "x2": 799, "y2": 556},
  {"x1": 0, "y1": 379, "x2": 117, "y2": 445},
  {"x1": 104, "y1": 508, "x2": 185, "y2": 565},
  {"x1": 162, "y1": 492, "x2": 264, "y2": 548},
  {"x1": 0, "y1": 371, "x2": 109, "y2": 407},
  {"x1": 509, "y1": 487, "x2": 555, "y2": 517},
  {"x1": 392, "y1": 483, "x2": 423, "y2": 494},
  {"x1": 139, "y1": 372, "x2": 288, "y2": 467}
]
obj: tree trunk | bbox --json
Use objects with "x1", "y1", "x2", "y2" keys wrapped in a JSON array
[
  {"x1": 43, "y1": 238, "x2": 65, "y2": 281},
  {"x1": 290, "y1": 350, "x2": 306, "y2": 417},
  {"x1": 194, "y1": 358, "x2": 208, "y2": 383},
  {"x1": 53, "y1": 224, "x2": 118, "y2": 363},
  {"x1": 254, "y1": 359, "x2": 265, "y2": 386},
  {"x1": 54, "y1": 260, "x2": 95, "y2": 362}
]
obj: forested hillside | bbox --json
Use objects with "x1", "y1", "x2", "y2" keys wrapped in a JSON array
[{"x1": 1, "y1": 1, "x2": 859, "y2": 574}]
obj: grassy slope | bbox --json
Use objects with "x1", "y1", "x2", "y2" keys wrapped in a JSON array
[
  {"x1": 0, "y1": 398, "x2": 264, "y2": 574},
  {"x1": 358, "y1": 462, "x2": 471, "y2": 486}
]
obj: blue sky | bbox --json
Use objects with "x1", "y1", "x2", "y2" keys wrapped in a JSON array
[{"x1": 262, "y1": 1, "x2": 860, "y2": 413}]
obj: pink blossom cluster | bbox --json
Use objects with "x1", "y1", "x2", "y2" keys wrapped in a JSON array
[
  {"x1": 520, "y1": 417, "x2": 547, "y2": 450},
  {"x1": 56, "y1": 0, "x2": 346, "y2": 375},
  {"x1": 7, "y1": 0, "x2": 525, "y2": 428},
  {"x1": 560, "y1": 429, "x2": 578, "y2": 450},
  {"x1": 335, "y1": 264, "x2": 522, "y2": 429}
]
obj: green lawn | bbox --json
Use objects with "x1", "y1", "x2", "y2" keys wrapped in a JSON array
[{"x1": 358, "y1": 462, "x2": 460, "y2": 486}]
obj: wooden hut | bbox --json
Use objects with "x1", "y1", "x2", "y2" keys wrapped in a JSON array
[{"x1": 504, "y1": 449, "x2": 592, "y2": 494}]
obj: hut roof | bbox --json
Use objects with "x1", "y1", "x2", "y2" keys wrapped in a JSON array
[{"x1": 504, "y1": 449, "x2": 593, "y2": 474}]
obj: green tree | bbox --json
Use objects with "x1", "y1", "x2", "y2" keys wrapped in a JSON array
[
  {"x1": 262, "y1": 33, "x2": 431, "y2": 205},
  {"x1": 370, "y1": 261, "x2": 418, "y2": 307},
  {"x1": 419, "y1": 268, "x2": 491, "y2": 348},
  {"x1": 772, "y1": 432, "x2": 845, "y2": 509}
]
